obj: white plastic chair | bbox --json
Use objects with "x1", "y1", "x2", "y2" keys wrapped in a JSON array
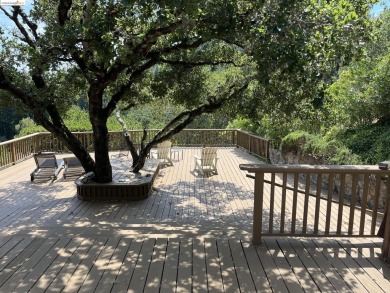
[
  {"x1": 155, "y1": 140, "x2": 173, "y2": 166},
  {"x1": 194, "y1": 147, "x2": 218, "y2": 176}
]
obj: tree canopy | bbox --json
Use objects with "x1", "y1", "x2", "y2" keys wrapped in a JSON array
[
  {"x1": 325, "y1": 8, "x2": 390, "y2": 128},
  {"x1": 0, "y1": 0, "x2": 375, "y2": 183}
]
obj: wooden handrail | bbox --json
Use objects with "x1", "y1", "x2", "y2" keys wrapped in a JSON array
[
  {"x1": 0, "y1": 129, "x2": 271, "y2": 168},
  {"x1": 236, "y1": 130, "x2": 270, "y2": 160},
  {"x1": 240, "y1": 163, "x2": 390, "y2": 262},
  {"x1": 0, "y1": 129, "x2": 245, "y2": 168}
]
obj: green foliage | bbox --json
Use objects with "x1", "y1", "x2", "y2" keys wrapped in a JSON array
[
  {"x1": 188, "y1": 111, "x2": 230, "y2": 129},
  {"x1": 15, "y1": 103, "x2": 228, "y2": 137},
  {"x1": 324, "y1": 9, "x2": 390, "y2": 128},
  {"x1": 280, "y1": 130, "x2": 362, "y2": 165},
  {"x1": 0, "y1": 1, "x2": 376, "y2": 180},
  {"x1": 15, "y1": 105, "x2": 144, "y2": 136},
  {"x1": 228, "y1": 111, "x2": 325, "y2": 147},
  {"x1": 15, "y1": 117, "x2": 45, "y2": 136},
  {"x1": 281, "y1": 131, "x2": 312, "y2": 154},
  {"x1": 0, "y1": 107, "x2": 24, "y2": 140},
  {"x1": 227, "y1": 117, "x2": 258, "y2": 134},
  {"x1": 335, "y1": 120, "x2": 390, "y2": 164}
]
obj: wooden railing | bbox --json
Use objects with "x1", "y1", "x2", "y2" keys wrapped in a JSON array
[
  {"x1": 0, "y1": 129, "x2": 271, "y2": 169},
  {"x1": 0, "y1": 129, "x2": 244, "y2": 169},
  {"x1": 0, "y1": 133, "x2": 41, "y2": 167},
  {"x1": 240, "y1": 164, "x2": 390, "y2": 262},
  {"x1": 236, "y1": 130, "x2": 270, "y2": 161}
]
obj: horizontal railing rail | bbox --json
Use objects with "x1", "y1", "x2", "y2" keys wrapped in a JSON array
[
  {"x1": 0, "y1": 129, "x2": 245, "y2": 168},
  {"x1": 240, "y1": 164, "x2": 390, "y2": 260},
  {"x1": 0, "y1": 133, "x2": 41, "y2": 168},
  {"x1": 236, "y1": 130, "x2": 270, "y2": 161}
]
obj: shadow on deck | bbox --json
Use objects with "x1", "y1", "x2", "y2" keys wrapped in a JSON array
[{"x1": 0, "y1": 148, "x2": 389, "y2": 292}]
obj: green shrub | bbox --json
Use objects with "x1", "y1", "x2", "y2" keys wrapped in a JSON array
[
  {"x1": 16, "y1": 118, "x2": 45, "y2": 136},
  {"x1": 280, "y1": 131, "x2": 312, "y2": 154},
  {"x1": 328, "y1": 147, "x2": 362, "y2": 165},
  {"x1": 280, "y1": 130, "x2": 362, "y2": 165},
  {"x1": 336, "y1": 121, "x2": 390, "y2": 164}
]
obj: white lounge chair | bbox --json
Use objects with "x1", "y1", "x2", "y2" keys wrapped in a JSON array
[
  {"x1": 155, "y1": 140, "x2": 173, "y2": 166},
  {"x1": 194, "y1": 147, "x2": 218, "y2": 176}
]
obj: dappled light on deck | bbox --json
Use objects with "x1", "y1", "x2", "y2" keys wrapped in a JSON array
[{"x1": 0, "y1": 148, "x2": 389, "y2": 292}]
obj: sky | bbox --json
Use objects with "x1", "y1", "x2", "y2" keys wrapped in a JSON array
[
  {"x1": 0, "y1": 0, "x2": 32, "y2": 28},
  {"x1": 372, "y1": 0, "x2": 390, "y2": 15}
]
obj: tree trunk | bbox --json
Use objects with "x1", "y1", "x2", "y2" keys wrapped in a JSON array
[
  {"x1": 124, "y1": 135, "x2": 139, "y2": 167},
  {"x1": 56, "y1": 131, "x2": 95, "y2": 173},
  {"x1": 91, "y1": 121, "x2": 112, "y2": 182},
  {"x1": 130, "y1": 128, "x2": 151, "y2": 173},
  {"x1": 89, "y1": 87, "x2": 112, "y2": 183},
  {"x1": 132, "y1": 147, "x2": 150, "y2": 173}
]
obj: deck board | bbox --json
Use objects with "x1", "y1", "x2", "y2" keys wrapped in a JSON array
[
  {"x1": 312, "y1": 238, "x2": 370, "y2": 293},
  {"x1": 264, "y1": 238, "x2": 305, "y2": 293},
  {"x1": 110, "y1": 239, "x2": 142, "y2": 293},
  {"x1": 0, "y1": 148, "x2": 389, "y2": 292},
  {"x1": 160, "y1": 238, "x2": 179, "y2": 293},
  {"x1": 127, "y1": 238, "x2": 156, "y2": 292},
  {"x1": 13, "y1": 237, "x2": 70, "y2": 292},
  {"x1": 301, "y1": 238, "x2": 353, "y2": 292},
  {"x1": 229, "y1": 239, "x2": 258, "y2": 292},
  {"x1": 44, "y1": 238, "x2": 96, "y2": 292},
  {"x1": 277, "y1": 238, "x2": 319, "y2": 292}
]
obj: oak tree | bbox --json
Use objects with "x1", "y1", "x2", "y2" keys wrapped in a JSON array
[{"x1": 0, "y1": 0, "x2": 374, "y2": 182}]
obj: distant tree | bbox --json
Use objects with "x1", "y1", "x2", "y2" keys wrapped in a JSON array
[
  {"x1": 324, "y1": 8, "x2": 390, "y2": 128},
  {"x1": 0, "y1": 0, "x2": 374, "y2": 182},
  {"x1": 0, "y1": 108, "x2": 23, "y2": 140}
]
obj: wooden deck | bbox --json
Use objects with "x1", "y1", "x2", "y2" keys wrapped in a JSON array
[{"x1": 0, "y1": 147, "x2": 389, "y2": 292}]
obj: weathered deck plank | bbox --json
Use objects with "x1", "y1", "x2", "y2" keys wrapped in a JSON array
[
  {"x1": 127, "y1": 238, "x2": 156, "y2": 292},
  {"x1": 13, "y1": 237, "x2": 71, "y2": 292},
  {"x1": 0, "y1": 148, "x2": 389, "y2": 292},
  {"x1": 301, "y1": 238, "x2": 353, "y2": 292},
  {"x1": 110, "y1": 239, "x2": 143, "y2": 293},
  {"x1": 176, "y1": 238, "x2": 193, "y2": 293},
  {"x1": 29, "y1": 237, "x2": 85, "y2": 293}
]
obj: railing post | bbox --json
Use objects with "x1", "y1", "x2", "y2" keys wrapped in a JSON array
[
  {"x1": 10, "y1": 142, "x2": 17, "y2": 165},
  {"x1": 382, "y1": 179, "x2": 390, "y2": 263},
  {"x1": 253, "y1": 172, "x2": 264, "y2": 244},
  {"x1": 249, "y1": 134, "x2": 252, "y2": 154}
]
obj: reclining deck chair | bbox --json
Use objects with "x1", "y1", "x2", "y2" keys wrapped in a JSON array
[
  {"x1": 30, "y1": 152, "x2": 63, "y2": 181},
  {"x1": 194, "y1": 147, "x2": 218, "y2": 176},
  {"x1": 63, "y1": 157, "x2": 85, "y2": 179},
  {"x1": 155, "y1": 140, "x2": 173, "y2": 166}
]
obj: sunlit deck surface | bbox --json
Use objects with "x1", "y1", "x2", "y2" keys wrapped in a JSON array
[{"x1": 0, "y1": 147, "x2": 389, "y2": 292}]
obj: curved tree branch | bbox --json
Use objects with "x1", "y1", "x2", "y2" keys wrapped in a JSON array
[
  {"x1": 134, "y1": 20, "x2": 183, "y2": 57},
  {"x1": 14, "y1": 6, "x2": 39, "y2": 40},
  {"x1": 151, "y1": 79, "x2": 251, "y2": 145},
  {"x1": 104, "y1": 58, "x2": 158, "y2": 117},
  {"x1": 0, "y1": 6, "x2": 36, "y2": 47},
  {"x1": 160, "y1": 57, "x2": 238, "y2": 67}
]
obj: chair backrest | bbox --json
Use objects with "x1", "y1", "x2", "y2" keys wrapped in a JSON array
[
  {"x1": 34, "y1": 152, "x2": 58, "y2": 169},
  {"x1": 156, "y1": 140, "x2": 172, "y2": 159},
  {"x1": 201, "y1": 147, "x2": 217, "y2": 166}
]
